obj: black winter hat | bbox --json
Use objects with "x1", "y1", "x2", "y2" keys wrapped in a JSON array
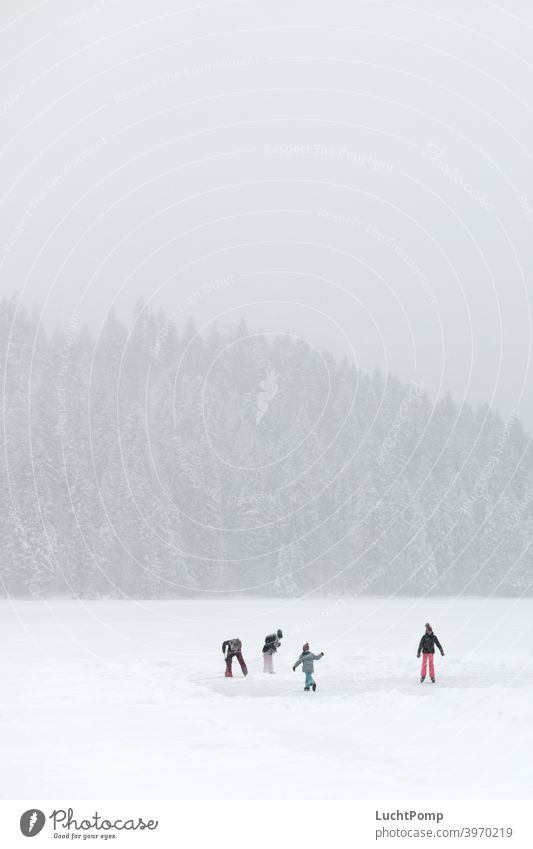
[{"x1": 277, "y1": 629, "x2": 283, "y2": 639}]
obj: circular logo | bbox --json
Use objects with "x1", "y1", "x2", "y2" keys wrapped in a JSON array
[{"x1": 20, "y1": 809, "x2": 46, "y2": 837}]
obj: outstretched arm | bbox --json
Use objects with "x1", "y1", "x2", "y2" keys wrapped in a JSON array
[
  {"x1": 293, "y1": 656, "x2": 303, "y2": 670},
  {"x1": 311, "y1": 652, "x2": 324, "y2": 661}
]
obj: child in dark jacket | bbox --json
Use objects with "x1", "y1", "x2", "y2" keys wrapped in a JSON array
[
  {"x1": 293, "y1": 642, "x2": 324, "y2": 691},
  {"x1": 222, "y1": 637, "x2": 248, "y2": 677},
  {"x1": 262, "y1": 629, "x2": 283, "y2": 673},
  {"x1": 417, "y1": 622, "x2": 444, "y2": 682}
]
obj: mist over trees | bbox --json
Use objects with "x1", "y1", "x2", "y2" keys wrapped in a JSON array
[{"x1": 0, "y1": 296, "x2": 531, "y2": 599}]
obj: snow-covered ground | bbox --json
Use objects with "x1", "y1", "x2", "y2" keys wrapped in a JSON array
[{"x1": 1, "y1": 596, "x2": 532, "y2": 799}]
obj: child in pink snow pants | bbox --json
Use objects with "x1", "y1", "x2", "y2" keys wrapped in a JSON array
[{"x1": 417, "y1": 622, "x2": 444, "y2": 683}]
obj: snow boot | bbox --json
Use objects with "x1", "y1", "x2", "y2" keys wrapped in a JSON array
[
  {"x1": 312, "y1": 682, "x2": 317, "y2": 692},
  {"x1": 431, "y1": 677, "x2": 435, "y2": 683},
  {"x1": 420, "y1": 676, "x2": 425, "y2": 683},
  {"x1": 225, "y1": 669, "x2": 233, "y2": 678},
  {"x1": 304, "y1": 686, "x2": 310, "y2": 691}
]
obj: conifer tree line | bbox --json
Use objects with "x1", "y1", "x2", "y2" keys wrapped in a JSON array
[{"x1": 0, "y1": 296, "x2": 531, "y2": 599}]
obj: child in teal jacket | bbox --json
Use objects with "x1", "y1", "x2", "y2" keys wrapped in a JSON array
[{"x1": 293, "y1": 642, "x2": 324, "y2": 691}]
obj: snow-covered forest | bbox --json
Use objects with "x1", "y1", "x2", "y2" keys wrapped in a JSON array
[{"x1": 0, "y1": 296, "x2": 531, "y2": 599}]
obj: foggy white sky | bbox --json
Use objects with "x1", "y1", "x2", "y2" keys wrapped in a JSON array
[{"x1": 2, "y1": 0, "x2": 533, "y2": 427}]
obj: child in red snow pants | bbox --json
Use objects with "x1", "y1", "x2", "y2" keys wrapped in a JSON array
[
  {"x1": 225, "y1": 651, "x2": 248, "y2": 677},
  {"x1": 222, "y1": 638, "x2": 248, "y2": 677},
  {"x1": 420, "y1": 653, "x2": 435, "y2": 680}
]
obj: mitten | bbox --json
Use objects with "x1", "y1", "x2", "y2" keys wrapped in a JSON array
[{"x1": 417, "y1": 653, "x2": 420, "y2": 658}]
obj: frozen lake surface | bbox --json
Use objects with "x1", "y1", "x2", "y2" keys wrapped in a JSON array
[{"x1": 1, "y1": 597, "x2": 532, "y2": 799}]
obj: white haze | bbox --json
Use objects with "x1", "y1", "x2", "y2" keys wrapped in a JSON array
[{"x1": 1, "y1": 1, "x2": 533, "y2": 425}]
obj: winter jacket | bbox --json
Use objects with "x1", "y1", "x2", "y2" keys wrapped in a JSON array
[
  {"x1": 222, "y1": 638, "x2": 242, "y2": 655},
  {"x1": 263, "y1": 631, "x2": 282, "y2": 655},
  {"x1": 417, "y1": 632, "x2": 444, "y2": 655},
  {"x1": 293, "y1": 650, "x2": 323, "y2": 673},
  {"x1": 263, "y1": 638, "x2": 281, "y2": 655}
]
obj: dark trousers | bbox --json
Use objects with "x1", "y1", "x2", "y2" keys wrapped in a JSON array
[{"x1": 226, "y1": 651, "x2": 248, "y2": 676}]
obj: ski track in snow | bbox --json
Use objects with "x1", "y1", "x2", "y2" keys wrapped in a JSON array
[{"x1": 1, "y1": 597, "x2": 532, "y2": 799}]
